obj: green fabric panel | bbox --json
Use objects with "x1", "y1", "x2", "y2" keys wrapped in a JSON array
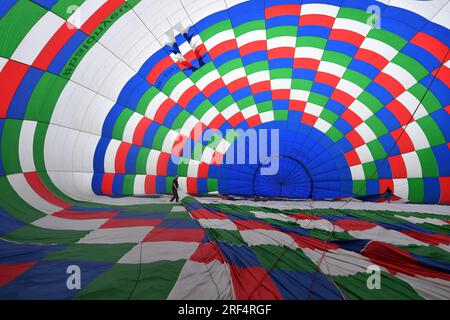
[
  {"x1": 337, "y1": 7, "x2": 371, "y2": 23},
  {"x1": 135, "y1": 87, "x2": 158, "y2": 115},
  {"x1": 44, "y1": 244, "x2": 135, "y2": 263},
  {"x1": 205, "y1": 229, "x2": 246, "y2": 245},
  {"x1": 234, "y1": 20, "x2": 265, "y2": 37},
  {"x1": 112, "y1": 109, "x2": 134, "y2": 140},
  {"x1": 416, "y1": 148, "x2": 439, "y2": 177},
  {"x1": 200, "y1": 21, "x2": 230, "y2": 41},
  {"x1": 401, "y1": 245, "x2": 450, "y2": 264},
  {"x1": 245, "y1": 61, "x2": 269, "y2": 74},
  {"x1": 253, "y1": 245, "x2": 319, "y2": 272},
  {"x1": 122, "y1": 175, "x2": 135, "y2": 196},
  {"x1": 77, "y1": 260, "x2": 186, "y2": 300},
  {"x1": 333, "y1": 271, "x2": 423, "y2": 300},
  {"x1": 3, "y1": 225, "x2": 88, "y2": 244},
  {"x1": 417, "y1": 117, "x2": 445, "y2": 146},
  {"x1": 0, "y1": 176, "x2": 45, "y2": 223},
  {"x1": 367, "y1": 28, "x2": 407, "y2": 51},
  {"x1": 152, "y1": 126, "x2": 169, "y2": 150},
  {"x1": 270, "y1": 68, "x2": 292, "y2": 79},
  {"x1": 327, "y1": 126, "x2": 344, "y2": 142},
  {"x1": 406, "y1": 178, "x2": 424, "y2": 203},
  {"x1": 322, "y1": 51, "x2": 352, "y2": 67},
  {"x1": 266, "y1": 26, "x2": 297, "y2": 38},
  {"x1": 1, "y1": 120, "x2": 21, "y2": 174},
  {"x1": 297, "y1": 36, "x2": 327, "y2": 49},
  {"x1": 0, "y1": 0, "x2": 45, "y2": 58},
  {"x1": 207, "y1": 178, "x2": 218, "y2": 191},
  {"x1": 307, "y1": 92, "x2": 328, "y2": 107},
  {"x1": 353, "y1": 180, "x2": 366, "y2": 195},
  {"x1": 25, "y1": 73, "x2": 68, "y2": 122},
  {"x1": 50, "y1": 0, "x2": 86, "y2": 19},
  {"x1": 136, "y1": 148, "x2": 150, "y2": 174}
]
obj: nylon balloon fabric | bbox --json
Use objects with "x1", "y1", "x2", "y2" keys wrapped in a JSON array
[{"x1": 0, "y1": 0, "x2": 449, "y2": 300}]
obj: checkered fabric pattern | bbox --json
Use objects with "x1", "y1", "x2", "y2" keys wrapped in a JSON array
[{"x1": 1, "y1": 196, "x2": 449, "y2": 299}]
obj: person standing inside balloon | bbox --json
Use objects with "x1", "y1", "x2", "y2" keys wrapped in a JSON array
[{"x1": 170, "y1": 176, "x2": 180, "y2": 202}]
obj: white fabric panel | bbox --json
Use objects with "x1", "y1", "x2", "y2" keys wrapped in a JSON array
[
  {"x1": 382, "y1": 0, "x2": 449, "y2": 28},
  {"x1": 397, "y1": 92, "x2": 428, "y2": 120},
  {"x1": 168, "y1": 260, "x2": 233, "y2": 300},
  {"x1": 333, "y1": 18, "x2": 372, "y2": 36},
  {"x1": 240, "y1": 229, "x2": 298, "y2": 248},
  {"x1": 260, "y1": 111, "x2": 275, "y2": 123},
  {"x1": 18, "y1": 120, "x2": 37, "y2": 172},
  {"x1": 162, "y1": 129, "x2": 180, "y2": 153},
  {"x1": 241, "y1": 105, "x2": 258, "y2": 118},
  {"x1": 133, "y1": 175, "x2": 146, "y2": 195},
  {"x1": 72, "y1": 131, "x2": 100, "y2": 173},
  {"x1": 271, "y1": 78, "x2": 291, "y2": 90},
  {"x1": 236, "y1": 30, "x2": 266, "y2": 47},
  {"x1": 198, "y1": 219, "x2": 238, "y2": 230},
  {"x1": 355, "y1": 144, "x2": 374, "y2": 164},
  {"x1": 119, "y1": 241, "x2": 199, "y2": 264},
  {"x1": 171, "y1": 78, "x2": 193, "y2": 101},
  {"x1": 222, "y1": 67, "x2": 246, "y2": 84},
  {"x1": 200, "y1": 146, "x2": 215, "y2": 163},
  {"x1": 290, "y1": 89, "x2": 309, "y2": 101},
  {"x1": 303, "y1": 248, "x2": 376, "y2": 276},
  {"x1": 296, "y1": 218, "x2": 344, "y2": 233},
  {"x1": 70, "y1": 44, "x2": 135, "y2": 102},
  {"x1": 180, "y1": 116, "x2": 199, "y2": 137},
  {"x1": 304, "y1": 103, "x2": 322, "y2": 117},
  {"x1": 123, "y1": 113, "x2": 144, "y2": 143},
  {"x1": 404, "y1": 122, "x2": 430, "y2": 150},
  {"x1": 394, "y1": 215, "x2": 448, "y2": 226},
  {"x1": 267, "y1": 36, "x2": 296, "y2": 50},
  {"x1": 200, "y1": 107, "x2": 219, "y2": 125},
  {"x1": 49, "y1": 171, "x2": 158, "y2": 205},
  {"x1": 7, "y1": 174, "x2": 62, "y2": 214},
  {"x1": 349, "y1": 226, "x2": 426, "y2": 246},
  {"x1": 314, "y1": 118, "x2": 332, "y2": 133},
  {"x1": 98, "y1": 9, "x2": 158, "y2": 70},
  {"x1": 146, "y1": 149, "x2": 160, "y2": 175},
  {"x1": 396, "y1": 274, "x2": 450, "y2": 300},
  {"x1": 247, "y1": 70, "x2": 270, "y2": 84},
  {"x1": 350, "y1": 165, "x2": 365, "y2": 180},
  {"x1": 146, "y1": 92, "x2": 168, "y2": 119},
  {"x1": 11, "y1": 12, "x2": 64, "y2": 65},
  {"x1": 104, "y1": 139, "x2": 122, "y2": 173},
  {"x1": 221, "y1": 103, "x2": 240, "y2": 120},
  {"x1": 32, "y1": 215, "x2": 108, "y2": 231},
  {"x1": 383, "y1": 63, "x2": 417, "y2": 89},
  {"x1": 204, "y1": 30, "x2": 234, "y2": 48},
  {"x1": 79, "y1": 226, "x2": 153, "y2": 244},
  {"x1": 252, "y1": 211, "x2": 295, "y2": 223},
  {"x1": 67, "y1": 0, "x2": 107, "y2": 28},
  {"x1": 336, "y1": 79, "x2": 363, "y2": 98},
  {"x1": 393, "y1": 178, "x2": 409, "y2": 200},
  {"x1": 0, "y1": 57, "x2": 8, "y2": 72},
  {"x1": 294, "y1": 47, "x2": 323, "y2": 59},
  {"x1": 348, "y1": 100, "x2": 373, "y2": 121},
  {"x1": 196, "y1": 70, "x2": 220, "y2": 90},
  {"x1": 180, "y1": 0, "x2": 227, "y2": 26},
  {"x1": 355, "y1": 122, "x2": 377, "y2": 144},
  {"x1": 402, "y1": 152, "x2": 422, "y2": 178},
  {"x1": 318, "y1": 61, "x2": 346, "y2": 78},
  {"x1": 361, "y1": 38, "x2": 398, "y2": 61},
  {"x1": 301, "y1": 3, "x2": 339, "y2": 17}
]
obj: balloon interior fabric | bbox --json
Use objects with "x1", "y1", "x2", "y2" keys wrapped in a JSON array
[{"x1": 0, "y1": 0, "x2": 449, "y2": 300}]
